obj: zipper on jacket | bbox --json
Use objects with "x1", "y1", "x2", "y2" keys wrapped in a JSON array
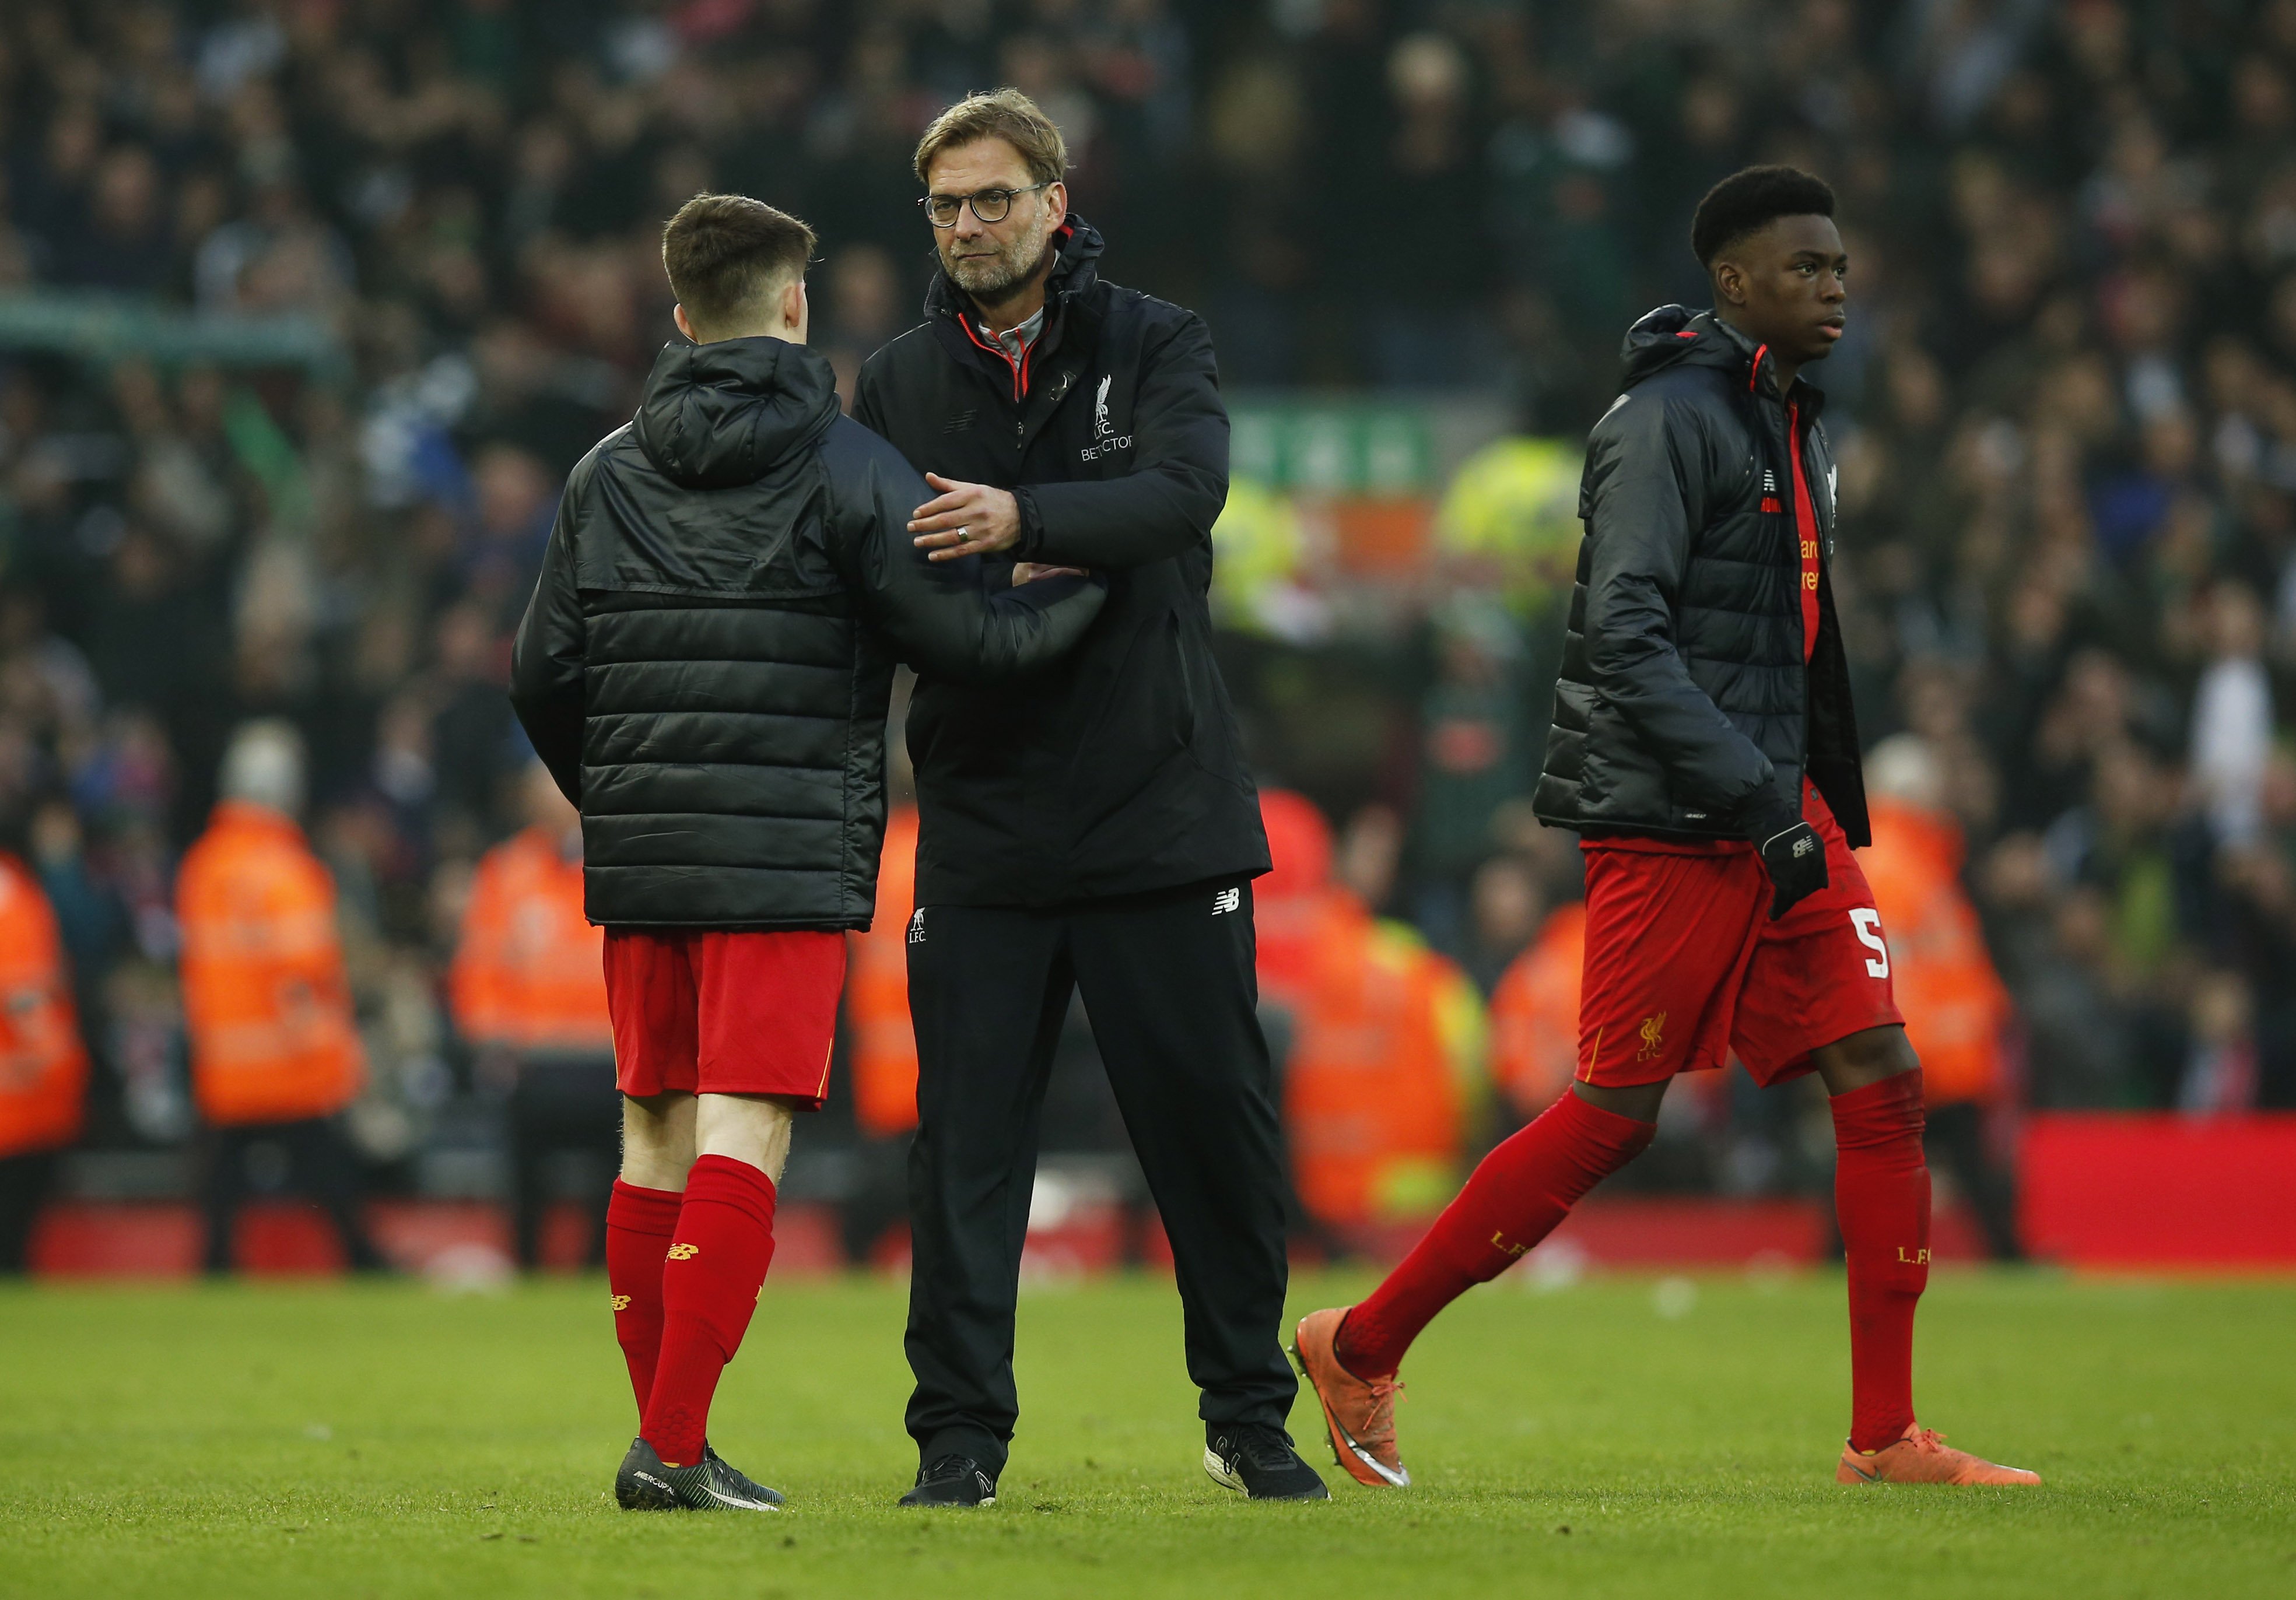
[
  {"x1": 1787, "y1": 403, "x2": 1822, "y2": 666},
  {"x1": 955, "y1": 311, "x2": 1030, "y2": 403}
]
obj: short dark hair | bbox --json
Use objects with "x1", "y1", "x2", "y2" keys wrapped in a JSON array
[
  {"x1": 1691, "y1": 166, "x2": 1836, "y2": 266},
  {"x1": 660, "y1": 193, "x2": 816, "y2": 331}
]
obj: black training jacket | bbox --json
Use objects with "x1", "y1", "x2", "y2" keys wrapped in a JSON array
[
  {"x1": 1533, "y1": 306, "x2": 1870, "y2": 845},
  {"x1": 510, "y1": 336, "x2": 1104, "y2": 930},
  {"x1": 853, "y1": 218, "x2": 1270, "y2": 907}
]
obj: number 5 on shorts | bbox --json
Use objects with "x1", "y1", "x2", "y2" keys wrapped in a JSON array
[{"x1": 1849, "y1": 908, "x2": 1889, "y2": 978}]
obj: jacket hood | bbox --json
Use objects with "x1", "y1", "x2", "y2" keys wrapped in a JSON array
[
  {"x1": 633, "y1": 336, "x2": 840, "y2": 490},
  {"x1": 924, "y1": 216, "x2": 1106, "y2": 321},
  {"x1": 1619, "y1": 305, "x2": 1820, "y2": 408},
  {"x1": 1617, "y1": 305, "x2": 1761, "y2": 389}
]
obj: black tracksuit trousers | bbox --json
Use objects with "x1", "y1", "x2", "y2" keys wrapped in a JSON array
[
  {"x1": 200, "y1": 1117, "x2": 386, "y2": 1275},
  {"x1": 902, "y1": 876, "x2": 1298, "y2": 1474}
]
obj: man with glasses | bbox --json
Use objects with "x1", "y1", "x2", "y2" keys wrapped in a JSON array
[{"x1": 854, "y1": 89, "x2": 1323, "y2": 1507}]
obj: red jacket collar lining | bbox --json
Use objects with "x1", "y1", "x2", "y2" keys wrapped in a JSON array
[{"x1": 955, "y1": 302, "x2": 1035, "y2": 401}]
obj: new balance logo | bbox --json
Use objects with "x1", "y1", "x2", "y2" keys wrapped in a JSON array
[
  {"x1": 665, "y1": 1243, "x2": 699, "y2": 1261},
  {"x1": 907, "y1": 908, "x2": 926, "y2": 944},
  {"x1": 610, "y1": 1294, "x2": 631, "y2": 1311},
  {"x1": 1792, "y1": 836, "x2": 1816, "y2": 858},
  {"x1": 1212, "y1": 886, "x2": 1242, "y2": 915}
]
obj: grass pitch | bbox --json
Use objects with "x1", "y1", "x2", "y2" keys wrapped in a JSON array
[{"x1": 1, "y1": 1268, "x2": 2290, "y2": 1598}]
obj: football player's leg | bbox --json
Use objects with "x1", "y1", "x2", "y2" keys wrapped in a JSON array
[
  {"x1": 1816, "y1": 1030, "x2": 2039, "y2": 1485},
  {"x1": 1738, "y1": 857, "x2": 2034, "y2": 1484},
  {"x1": 609, "y1": 1091, "x2": 693, "y2": 1416},
  {"x1": 1332, "y1": 1082, "x2": 1662, "y2": 1390},
  {"x1": 1814, "y1": 1026, "x2": 1927, "y2": 1455},
  {"x1": 604, "y1": 930, "x2": 700, "y2": 1417},
  {"x1": 1331, "y1": 848, "x2": 1754, "y2": 1380},
  {"x1": 642, "y1": 1092, "x2": 793, "y2": 1469},
  {"x1": 1735, "y1": 834, "x2": 1926, "y2": 1460},
  {"x1": 1298, "y1": 1078, "x2": 1662, "y2": 1489},
  {"x1": 640, "y1": 929, "x2": 843, "y2": 1475}
]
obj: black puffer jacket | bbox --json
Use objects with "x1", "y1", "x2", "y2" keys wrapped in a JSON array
[
  {"x1": 1533, "y1": 306, "x2": 1869, "y2": 845},
  {"x1": 510, "y1": 336, "x2": 1103, "y2": 929},
  {"x1": 854, "y1": 219, "x2": 1270, "y2": 907}
]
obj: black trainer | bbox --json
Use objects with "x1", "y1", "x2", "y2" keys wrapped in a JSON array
[
  {"x1": 615, "y1": 1437, "x2": 784, "y2": 1511},
  {"x1": 898, "y1": 1454, "x2": 998, "y2": 1507},
  {"x1": 1204, "y1": 1424, "x2": 1330, "y2": 1501}
]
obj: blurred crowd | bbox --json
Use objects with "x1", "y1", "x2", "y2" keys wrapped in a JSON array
[{"x1": 3, "y1": 1, "x2": 2296, "y2": 1269}]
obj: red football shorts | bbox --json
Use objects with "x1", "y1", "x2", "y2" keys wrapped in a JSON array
[
  {"x1": 602, "y1": 928, "x2": 847, "y2": 1107},
  {"x1": 1575, "y1": 788, "x2": 1902, "y2": 1089}
]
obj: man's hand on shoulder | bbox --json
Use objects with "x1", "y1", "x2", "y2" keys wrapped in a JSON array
[{"x1": 911, "y1": 473, "x2": 1021, "y2": 560}]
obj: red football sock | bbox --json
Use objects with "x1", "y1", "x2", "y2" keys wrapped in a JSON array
[
  {"x1": 1831, "y1": 1071, "x2": 1930, "y2": 1454},
  {"x1": 605, "y1": 1179, "x2": 683, "y2": 1418},
  {"x1": 1335, "y1": 1091, "x2": 1655, "y2": 1378},
  {"x1": 640, "y1": 1155, "x2": 779, "y2": 1467}
]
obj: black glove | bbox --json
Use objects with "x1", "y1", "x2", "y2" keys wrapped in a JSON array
[{"x1": 1747, "y1": 792, "x2": 1827, "y2": 921}]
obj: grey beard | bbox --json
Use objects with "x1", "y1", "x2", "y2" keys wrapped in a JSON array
[{"x1": 949, "y1": 234, "x2": 1051, "y2": 302}]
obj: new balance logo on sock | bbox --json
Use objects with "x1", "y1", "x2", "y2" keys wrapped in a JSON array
[
  {"x1": 611, "y1": 1293, "x2": 631, "y2": 1310},
  {"x1": 907, "y1": 908, "x2": 926, "y2": 943},
  {"x1": 665, "y1": 1243, "x2": 699, "y2": 1260},
  {"x1": 1212, "y1": 886, "x2": 1242, "y2": 915}
]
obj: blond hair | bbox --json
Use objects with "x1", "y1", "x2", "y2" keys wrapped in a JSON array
[{"x1": 913, "y1": 88, "x2": 1069, "y2": 188}]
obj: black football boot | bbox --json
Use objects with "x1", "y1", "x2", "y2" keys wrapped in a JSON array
[
  {"x1": 1203, "y1": 1424, "x2": 1330, "y2": 1500},
  {"x1": 898, "y1": 1454, "x2": 998, "y2": 1507},
  {"x1": 615, "y1": 1437, "x2": 784, "y2": 1511}
]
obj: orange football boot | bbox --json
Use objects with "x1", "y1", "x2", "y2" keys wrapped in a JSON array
[
  {"x1": 1837, "y1": 1424, "x2": 2042, "y2": 1486},
  {"x1": 1292, "y1": 1308, "x2": 1409, "y2": 1489}
]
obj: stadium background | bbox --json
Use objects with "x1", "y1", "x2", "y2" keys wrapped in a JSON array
[{"x1": 2, "y1": 0, "x2": 2294, "y2": 1278}]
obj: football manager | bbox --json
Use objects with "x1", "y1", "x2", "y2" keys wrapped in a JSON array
[
  {"x1": 511, "y1": 191, "x2": 1102, "y2": 1513},
  {"x1": 855, "y1": 89, "x2": 1324, "y2": 1506}
]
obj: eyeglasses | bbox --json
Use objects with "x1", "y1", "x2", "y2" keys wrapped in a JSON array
[{"x1": 920, "y1": 183, "x2": 1050, "y2": 228}]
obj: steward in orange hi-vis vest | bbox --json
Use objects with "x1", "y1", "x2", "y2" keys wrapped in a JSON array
[
  {"x1": 1855, "y1": 736, "x2": 2022, "y2": 1259},
  {"x1": 1253, "y1": 791, "x2": 1482, "y2": 1233},
  {"x1": 453, "y1": 764, "x2": 619, "y2": 1270},
  {"x1": 0, "y1": 851, "x2": 89, "y2": 1160},
  {"x1": 452, "y1": 825, "x2": 611, "y2": 1057},
  {"x1": 1252, "y1": 790, "x2": 1336, "y2": 1008},
  {"x1": 1488, "y1": 901, "x2": 1587, "y2": 1120},
  {"x1": 1857, "y1": 796, "x2": 2008, "y2": 1110},
  {"x1": 845, "y1": 804, "x2": 921, "y2": 1140},
  {"x1": 1281, "y1": 894, "x2": 1482, "y2": 1230},
  {"x1": 178, "y1": 799, "x2": 365, "y2": 1128}
]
